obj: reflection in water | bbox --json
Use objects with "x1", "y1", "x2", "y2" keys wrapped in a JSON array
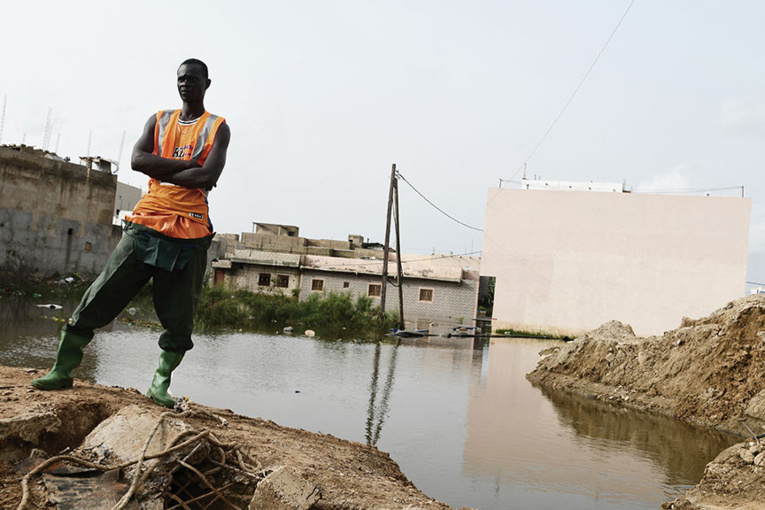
[
  {"x1": 462, "y1": 338, "x2": 736, "y2": 510},
  {"x1": 0, "y1": 299, "x2": 741, "y2": 510},
  {"x1": 365, "y1": 339, "x2": 400, "y2": 445},
  {"x1": 0, "y1": 295, "x2": 128, "y2": 384},
  {"x1": 537, "y1": 385, "x2": 739, "y2": 487}
]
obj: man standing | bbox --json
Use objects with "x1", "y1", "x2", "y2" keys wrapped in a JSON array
[{"x1": 31, "y1": 58, "x2": 231, "y2": 408}]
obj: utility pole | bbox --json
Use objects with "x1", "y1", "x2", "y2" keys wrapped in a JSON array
[
  {"x1": 380, "y1": 164, "x2": 395, "y2": 321},
  {"x1": 393, "y1": 176, "x2": 405, "y2": 329},
  {"x1": 379, "y1": 163, "x2": 405, "y2": 329}
]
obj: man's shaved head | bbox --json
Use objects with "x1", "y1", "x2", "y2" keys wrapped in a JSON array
[{"x1": 180, "y1": 58, "x2": 208, "y2": 79}]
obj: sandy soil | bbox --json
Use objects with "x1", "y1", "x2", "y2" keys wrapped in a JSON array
[
  {"x1": 527, "y1": 295, "x2": 765, "y2": 510},
  {"x1": 0, "y1": 366, "x2": 463, "y2": 510}
]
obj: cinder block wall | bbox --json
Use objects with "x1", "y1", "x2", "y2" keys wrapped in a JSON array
[
  {"x1": 299, "y1": 269, "x2": 480, "y2": 329},
  {"x1": 0, "y1": 147, "x2": 117, "y2": 276}
]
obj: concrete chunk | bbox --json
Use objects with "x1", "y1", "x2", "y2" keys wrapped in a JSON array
[
  {"x1": 79, "y1": 404, "x2": 192, "y2": 463},
  {"x1": 249, "y1": 466, "x2": 321, "y2": 510}
]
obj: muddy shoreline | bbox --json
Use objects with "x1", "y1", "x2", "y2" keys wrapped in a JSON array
[{"x1": 0, "y1": 366, "x2": 466, "y2": 510}]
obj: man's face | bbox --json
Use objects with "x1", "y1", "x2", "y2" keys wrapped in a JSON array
[{"x1": 177, "y1": 64, "x2": 210, "y2": 102}]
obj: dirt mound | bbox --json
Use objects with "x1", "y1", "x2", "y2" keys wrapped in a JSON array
[
  {"x1": 527, "y1": 295, "x2": 765, "y2": 509},
  {"x1": 528, "y1": 295, "x2": 765, "y2": 437},
  {"x1": 0, "y1": 366, "x2": 460, "y2": 510}
]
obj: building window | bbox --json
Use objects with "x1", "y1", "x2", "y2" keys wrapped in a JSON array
[
  {"x1": 276, "y1": 275, "x2": 289, "y2": 288},
  {"x1": 343, "y1": 281, "x2": 350, "y2": 288},
  {"x1": 311, "y1": 279, "x2": 324, "y2": 292},
  {"x1": 368, "y1": 283, "x2": 382, "y2": 297},
  {"x1": 258, "y1": 273, "x2": 271, "y2": 286},
  {"x1": 419, "y1": 288, "x2": 434, "y2": 302}
]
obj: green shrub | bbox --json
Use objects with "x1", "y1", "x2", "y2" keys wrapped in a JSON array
[{"x1": 194, "y1": 286, "x2": 393, "y2": 339}]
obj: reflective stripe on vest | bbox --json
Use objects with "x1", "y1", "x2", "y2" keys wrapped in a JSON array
[{"x1": 153, "y1": 109, "x2": 225, "y2": 166}]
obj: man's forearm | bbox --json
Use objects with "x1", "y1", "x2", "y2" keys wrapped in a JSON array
[
  {"x1": 132, "y1": 152, "x2": 201, "y2": 178},
  {"x1": 157, "y1": 166, "x2": 219, "y2": 190}
]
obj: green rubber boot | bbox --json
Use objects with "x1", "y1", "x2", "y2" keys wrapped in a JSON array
[
  {"x1": 147, "y1": 350, "x2": 185, "y2": 408},
  {"x1": 30, "y1": 330, "x2": 91, "y2": 390}
]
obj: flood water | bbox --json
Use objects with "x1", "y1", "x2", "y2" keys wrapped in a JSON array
[{"x1": 0, "y1": 297, "x2": 739, "y2": 509}]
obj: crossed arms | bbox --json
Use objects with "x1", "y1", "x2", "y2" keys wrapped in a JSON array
[{"x1": 131, "y1": 114, "x2": 231, "y2": 190}]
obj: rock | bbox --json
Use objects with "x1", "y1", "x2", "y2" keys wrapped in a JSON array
[
  {"x1": 249, "y1": 466, "x2": 321, "y2": 510},
  {"x1": 304, "y1": 330, "x2": 315, "y2": 338},
  {"x1": 585, "y1": 320, "x2": 635, "y2": 341},
  {"x1": 755, "y1": 451, "x2": 765, "y2": 466},
  {"x1": 29, "y1": 448, "x2": 49, "y2": 459},
  {"x1": 0, "y1": 412, "x2": 62, "y2": 444},
  {"x1": 744, "y1": 389, "x2": 765, "y2": 422},
  {"x1": 738, "y1": 448, "x2": 755, "y2": 464}
]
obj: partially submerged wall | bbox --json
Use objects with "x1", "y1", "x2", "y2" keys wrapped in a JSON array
[{"x1": 0, "y1": 146, "x2": 118, "y2": 276}]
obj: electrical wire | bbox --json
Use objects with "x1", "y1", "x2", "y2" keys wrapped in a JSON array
[
  {"x1": 504, "y1": 0, "x2": 638, "y2": 184},
  {"x1": 396, "y1": 172, "x2": 484, "y2": 232}
]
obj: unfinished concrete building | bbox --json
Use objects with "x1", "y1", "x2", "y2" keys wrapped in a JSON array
[
  {"x1": 211, "y1": 224, "x2": 481, "y2": 331},
  {"x1": 0, "y1": 145, "x2": 120, "y2": 277}
]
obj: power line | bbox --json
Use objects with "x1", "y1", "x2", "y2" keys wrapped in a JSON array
[
  {"x1": 505, "y1": 0, "x2": 638, "y2": 184},
  {"x1": 396, "y1": 172, "x2": 483, "y2": 232}
]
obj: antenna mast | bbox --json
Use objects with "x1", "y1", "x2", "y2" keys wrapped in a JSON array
[
  {"x1": 0, "y1": 95, "x2": 6, "y2": 145},
  {"x1": 43, "y1": 107, "x2": 53, "y2": 150},
  {"x1": 116, "y1": 129, "x2": 126, "y2": 170}
]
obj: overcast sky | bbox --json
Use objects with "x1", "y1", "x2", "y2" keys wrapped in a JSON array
[{"x1": 2, "y1": 1, "x2": 764, "y2": 285}]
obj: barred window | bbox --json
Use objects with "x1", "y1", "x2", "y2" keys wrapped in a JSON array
[
  {"x1": 311, "y1": 279, "x2": 324, "y2": 291},
  {"x1": 368, "y1": 283, "x2": 382, "y2": 297},
  {"x1": 258, "y1": 273, "x2": 271, "y2": 286},
  {"x1": 276, "y1": 275, "x2": 289, "y2": 288},
  {"x1": 419, "y1": 288, "x2": 434, "y2": 302}
]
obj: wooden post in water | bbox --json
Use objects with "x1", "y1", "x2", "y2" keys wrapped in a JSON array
[
  {"x1": 393, "y1": 177, "x2": 405, "y2": 330},
  {"x1": 380, "y1": 164, "x2": 396, "y2": 321}
]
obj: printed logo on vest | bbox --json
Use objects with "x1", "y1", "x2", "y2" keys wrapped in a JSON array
[
  {"x1": 173, "y1": 144, "x2": 193, "y2": 158},
  {"x1": 189, "y1": 212, "x2": 203, "y2": 220}
]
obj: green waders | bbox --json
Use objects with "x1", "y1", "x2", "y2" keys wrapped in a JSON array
[
  {"x1": 30, "y1": 330, "x2": 91, "y2": 390},
  {"x1": 147, "y1": 350, "x2": 185, "y2": 408},
  {"x1": 30, "y1": 222, "x2": 210, "y2": 407}
]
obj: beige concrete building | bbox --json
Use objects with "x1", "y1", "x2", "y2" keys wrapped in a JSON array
[{"x1": 481, "y1": 186, "x2": 751, "y2": 337}]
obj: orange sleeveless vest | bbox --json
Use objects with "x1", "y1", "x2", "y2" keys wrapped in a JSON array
[{"x1": 128, "y1": 110, "x2": 226, "y2": 239}]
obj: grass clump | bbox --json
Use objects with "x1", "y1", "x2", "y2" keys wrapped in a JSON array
[{"x1": 195, "y1": 285, "x2": 394, "y2": 339}]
